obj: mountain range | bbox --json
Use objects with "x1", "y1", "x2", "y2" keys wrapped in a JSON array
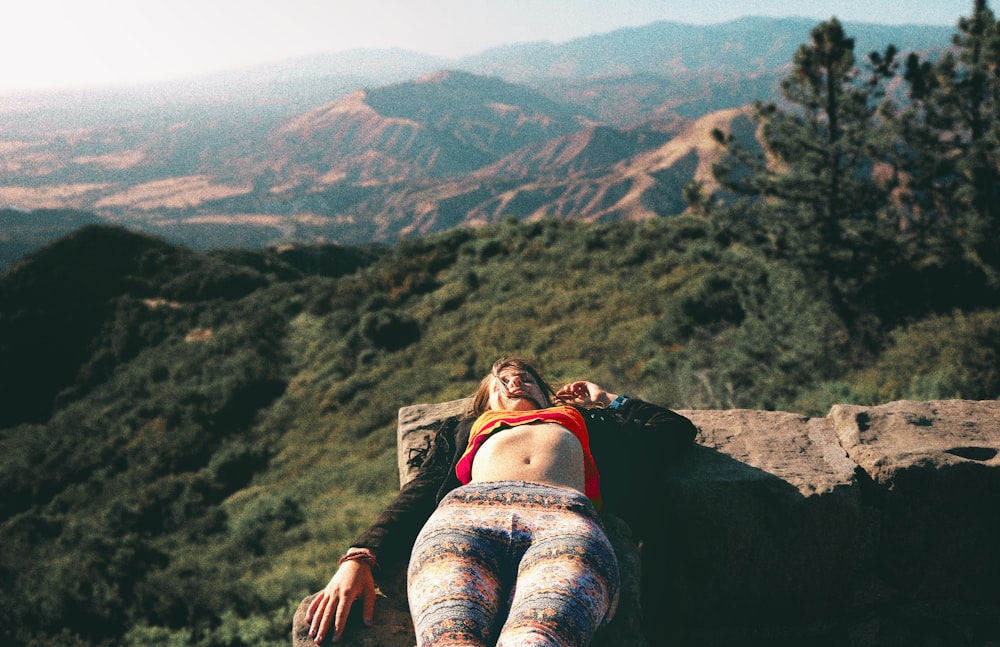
[{"x1": 0, "y1": 17, "x2": 954, "y2": 266}]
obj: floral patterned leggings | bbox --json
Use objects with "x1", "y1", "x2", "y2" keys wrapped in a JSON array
[{"x1": 407, "y1": 481, "x2": 620, "y2": 647}]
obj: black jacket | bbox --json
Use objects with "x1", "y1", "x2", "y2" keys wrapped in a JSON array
[{"x1": 352, "y1": 398, "x2": 697, "y2": 569}]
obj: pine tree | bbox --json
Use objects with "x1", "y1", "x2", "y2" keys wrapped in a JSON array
[
  {"x1": 893, "y1": 0, "x2": 1000, "y2": 284},
  {"x1": 711, "y1": 19, "x2": 900, "y2": 317},
  {"x1": 681, "y1": 179, "x2": 714, "y2": 218}
]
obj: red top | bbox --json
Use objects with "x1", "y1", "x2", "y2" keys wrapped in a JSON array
[{"x1": 455, "y1": 406, "x2": 602, "y2": 508}]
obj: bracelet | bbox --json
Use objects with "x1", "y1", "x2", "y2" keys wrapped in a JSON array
[
  {"x1": 338, "y1": 548, "x2": 380, "y2": 572},
  {"x1": 608, "y1": 394, "x2": 629, "y2": 411}
]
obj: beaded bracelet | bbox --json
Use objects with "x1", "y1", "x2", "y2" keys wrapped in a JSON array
[{"x1": 338, "y1": 548, "x2": 380, "y2": 573}]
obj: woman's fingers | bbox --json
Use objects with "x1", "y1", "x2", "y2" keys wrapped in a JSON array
[
  {"x1": 306, "y1": 591, "x2": 326, "y2": 624},
  {"x1": 331, "y1": 592, "x2": 355, "y2": 643},
  {"x1": 558, "y1": 381, "x2": 595, "y2": 403},
  {"x1": 362, "y1": 577, "x2": 376, "y2": 626},
  {"x1": 308, "y1": 590, "x2": 349, "y2": 644},
  {"x1": 557, "y1": 381, "x2": 584, "y2": 398},
  {"x1": 307, "y1": 593, "x2": 329, "y2": 640}
]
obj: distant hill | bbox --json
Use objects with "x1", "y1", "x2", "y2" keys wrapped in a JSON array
[
  {"x1": 297, "y1": 106, "x2": 758, "y2": 238},
  {"x1": 0, "y1": 209, "x2": 105, "y2": 270},
  {"x1": 465, "y1": 17, "x2": 950, "y2": 77},
  {"x1": 0, "y1": 17, "x2": 955, "y2": 264},
  {"x1": 260, "y1": 71, "x2": 591, "y2": 189}
]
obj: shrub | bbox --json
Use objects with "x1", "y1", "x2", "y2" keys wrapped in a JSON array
[
  {"x1": 846, "y1": 309, "x2": 1000, "y2": 403},
  {"x1": 360, "y1": 309, "x2": 421, "y2": 350}
]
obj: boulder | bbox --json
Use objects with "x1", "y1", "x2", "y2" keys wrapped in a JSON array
[
  {"x1": 396, "y1": 398, "x2": 472, "y2": 487},
  {"x1": 658, "y1": 409, "x2": 870, "y2": 644},
  {"x1": 830, "y1": 400, "x2": 1000, "y2": 645},
  {"x1": 830, "y1": 399, "x2": 1000, "y2": 486}
]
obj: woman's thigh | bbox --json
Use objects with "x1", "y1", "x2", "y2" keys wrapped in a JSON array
[
  {"x1": 407, "y1": 499, "x2": 510, "y2": 646},
  {"x1": 407, "y1": 482, "x2": 620, "y2": 647},
  {"x1": 498, "y1": 510, "x2": 620, "y2": 646}
]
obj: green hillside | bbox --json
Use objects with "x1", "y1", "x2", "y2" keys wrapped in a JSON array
[{"x1": 1, "y1": 215, "x2": 998, "y2": 646}]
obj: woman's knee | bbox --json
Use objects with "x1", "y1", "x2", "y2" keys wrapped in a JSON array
[
  {"x1": 509, "y1": 535, "x2": 620, "y2": 637},
  {"x1": 499, "y1": 591, "x2": 606, "y2": 647},
  {"x1": 408, "y1": 544, "x2": 507, "y2": 646}
]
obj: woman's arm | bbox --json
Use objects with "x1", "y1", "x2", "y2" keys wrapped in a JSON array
[
  {"x1": 306, "y1": 418, "x2": 462, "y2": 643},
  {"x1": 349, "y1": 418, "x2": 459, "y2": 561},
  {"x1": 614, "y1": 396, "x2": 698, "y2": 455},
  {"x1": 558, "y1": 380, "x2": 697, "y2": 454}
]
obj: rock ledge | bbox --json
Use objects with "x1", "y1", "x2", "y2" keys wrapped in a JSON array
[{"x1": 293, "y1": 399, "x2": 1000, "y2": 647}]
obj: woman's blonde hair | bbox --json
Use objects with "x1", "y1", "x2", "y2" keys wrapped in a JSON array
[{"x1": 469, "y1": 357, "x2": 557, "y2": 415}]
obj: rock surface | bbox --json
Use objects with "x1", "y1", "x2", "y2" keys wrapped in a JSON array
[
  {"x1": 294, "y1": 399, "x2": 1000, "y2": 647},
  {"x1": 396, "y1": 398, "x2": 472, "y2": 487}
]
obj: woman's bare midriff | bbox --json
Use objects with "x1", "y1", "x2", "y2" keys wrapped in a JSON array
[{"x1": 469, "y1": 422, "x2": 585, "y2": 493}]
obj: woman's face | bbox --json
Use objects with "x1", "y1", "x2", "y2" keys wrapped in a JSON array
[{"x1": 487, "y1": 367, "x2": 548, "y2": 411}]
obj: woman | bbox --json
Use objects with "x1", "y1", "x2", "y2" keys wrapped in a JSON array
[{"x1": 306, "y1": 357, "x2": 696, "y2": 646}]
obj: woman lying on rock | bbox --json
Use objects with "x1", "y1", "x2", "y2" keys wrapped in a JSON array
[{"x1": 305, "y1": 357, "x2": 696, "y2": 646}]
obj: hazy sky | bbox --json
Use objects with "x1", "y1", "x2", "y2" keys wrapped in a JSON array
[{"x1": 4, "y1": 0, "x2": 970, "y2": 92}]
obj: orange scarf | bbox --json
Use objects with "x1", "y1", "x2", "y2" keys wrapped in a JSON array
[{"x1": 455, "y1": 406, "x2": 601, "y2": 508}]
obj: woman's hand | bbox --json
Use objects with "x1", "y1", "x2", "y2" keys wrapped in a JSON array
[
  {"x1": 557, "y1": 381, "x2": 617, "y2": 408},
  {"x1": 306, "y1": 559, "x2": 376, "y2": 644}
]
